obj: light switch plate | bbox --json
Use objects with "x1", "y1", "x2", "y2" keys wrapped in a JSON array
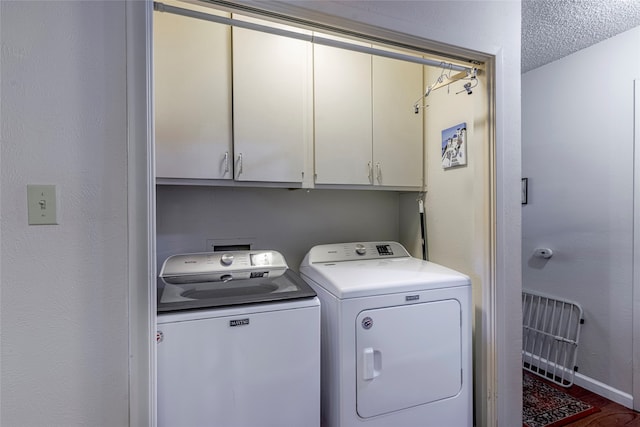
[{"x1": 27, "y1": 184, "x2": 58, "y2": 225}]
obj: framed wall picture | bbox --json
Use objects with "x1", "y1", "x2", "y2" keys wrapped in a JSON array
[
  {"x1": 441, "y1": 123, "x2": 467, "y2": 169},
  {"x1": 522, "y1": 178, "x2": 528, "y2": 205}
]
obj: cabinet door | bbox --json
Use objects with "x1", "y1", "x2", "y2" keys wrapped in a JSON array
[
  {"x1": 314, "y1": 44, "x2": 372, "y2": 185},
  {"x1": 232, "y1": 25, "x2": 311, "y2": 183},
  {"x1": 372, "y1": 55, "x2": 424, "y2": 187},
  {"x1": 153, "y1": 9, "x2": 232, "y2": 179}
]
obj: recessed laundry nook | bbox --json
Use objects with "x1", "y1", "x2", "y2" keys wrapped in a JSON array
[{"x1": 152, "y1": 1, "x2": 495, "y2": 426}]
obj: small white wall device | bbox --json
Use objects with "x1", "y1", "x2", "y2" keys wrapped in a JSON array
[{"x1": 533, "y1": 248, "x2": 553, "y2": 259}]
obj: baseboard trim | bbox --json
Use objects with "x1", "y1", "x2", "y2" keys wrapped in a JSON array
[{"x1": 573, "y1": 372, "x2": 633, "y2": 409}]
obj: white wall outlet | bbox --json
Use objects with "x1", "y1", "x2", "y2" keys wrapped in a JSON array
[{"x1": 27, "y1": 184, "x2": 58, "y2": 225}]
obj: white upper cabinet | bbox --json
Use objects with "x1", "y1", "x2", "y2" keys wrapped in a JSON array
[
  {"x1": 232, "y1": 22, "x2": 312, "y2": 183},
  {"x1": 314, "y1": 42, "x2": 424, "y2": 188},
  {"x1": 372, "y1": 55, "x2": 424, "y2": 187},
  {"x1": 154, "y1": 8, "x2": 233, "y2": 180},
  {"x1": 313, "y1": 43, "x2": 373, "y2": 185},
  {"x1": 154, "y1": 9, "x2": 424, "y2": 189}
]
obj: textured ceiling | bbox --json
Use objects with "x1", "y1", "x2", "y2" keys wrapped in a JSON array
[{"x1": 522, "y1": 0, "x2": 640, "y2": 73}]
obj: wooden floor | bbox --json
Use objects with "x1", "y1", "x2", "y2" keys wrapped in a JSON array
[{"x1": 555, "y1": 382, "x2": 640, "y2": 426}]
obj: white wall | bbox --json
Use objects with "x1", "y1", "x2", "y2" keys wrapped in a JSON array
[
  {"x1": 421, "y1": 65, "x2": 492, "y2": 422},
  {"x1": 522, "y1": 26, "x2": 640, "y2": 397},
  {"x1": 1, "y1": 1, "x2": 130, "y2": 426},
  {"x1": 423, "y1": 68, "x2": 490, "y2": 297}
]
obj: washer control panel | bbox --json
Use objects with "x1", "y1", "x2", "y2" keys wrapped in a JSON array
[
  {"x1": 305, "y1": 242, "x2": 411, "y2": 264},
  {"x1": 160, "y1": 250, "x2": 287, "y2": 284},
  {"x1": 220, "y1": 253, "x2": 234, "y2": 266}
]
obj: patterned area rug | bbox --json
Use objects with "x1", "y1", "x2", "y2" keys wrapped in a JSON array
[{"x1": 523, "y1": 372, "x2": 600, "y2": 427}]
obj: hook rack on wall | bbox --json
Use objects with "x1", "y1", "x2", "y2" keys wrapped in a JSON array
[{"x1": 414, "y1": 66, "x2": 478, "y2": 113}]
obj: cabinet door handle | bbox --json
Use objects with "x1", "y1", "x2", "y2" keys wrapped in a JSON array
[
  {"x1": 368, "y1": 162, "x2": 373, "y2": 184},
  {"x1": 223, "y1": 152, "x2": 229, "y2": 175},
  {"x1": 376, "y1": 162, "x2": 382, "y2": 184},
  {"x1": 236, "y1": 153, "x2": 243, "y2": 178}
]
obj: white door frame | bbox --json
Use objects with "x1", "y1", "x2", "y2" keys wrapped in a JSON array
[
  {"x1": 126, "y1": 2, "x2": 521, "y2": 425},
  {"x1": 126, "y1": 1, "x2": 156, "y2": 425},
  {"x1": 633, "y1": 79, "x2": 640, "y2": 411}
]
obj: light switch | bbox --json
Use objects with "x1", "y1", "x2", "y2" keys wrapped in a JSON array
[{"x1": 27, "y1": 184, "x2": 58, "y2": 225}]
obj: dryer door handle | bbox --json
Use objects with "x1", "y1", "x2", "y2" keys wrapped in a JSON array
[{"x1": 362, "y1": 347, "x2": 382, "y2": 380}]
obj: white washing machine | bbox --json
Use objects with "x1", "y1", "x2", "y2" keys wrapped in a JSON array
[
  {"x1": 156, "y1": 250, "x2": 320, "y2": 427},
  {"x1": 299, "y1": 242, "x2": 472, "y2": 427}
]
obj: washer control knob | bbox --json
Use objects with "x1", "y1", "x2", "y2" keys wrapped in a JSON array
[
  {"x1": 355, "y1": 244, "x2": 367, "y2": 256},
  {"x1": 220, "y1": 253, "x2": 234, "y2": 266}
]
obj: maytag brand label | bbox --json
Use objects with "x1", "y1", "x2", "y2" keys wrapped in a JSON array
[
  {"x1": 406, "y1": 295, "x2": 420, "y2": 301},
  {"x1": 229, "y1": 318, "x2": 250, "y2": 327}
]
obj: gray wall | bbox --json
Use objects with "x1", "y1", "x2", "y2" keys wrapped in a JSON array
[
  {"x1": 157, "y1": 186, "x2": 402, "y2": 271},
  {"x1": 1, "y1": 1, "x2": 130, "y2": 425},
  {"x1": 522, "y1": 26, "x2": 640, "y2": 397}
]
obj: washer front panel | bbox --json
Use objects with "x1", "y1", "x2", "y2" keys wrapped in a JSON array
[{"x1": 157, "y1": 300, "x2": 320, "y2": 427}]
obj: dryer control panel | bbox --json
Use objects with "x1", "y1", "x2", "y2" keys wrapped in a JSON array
[{"x1": 305, "y1": 241, "x2": 411, "y2": 264}]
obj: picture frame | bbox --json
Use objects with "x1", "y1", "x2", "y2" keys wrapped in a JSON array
[
  {"x1": 441, "y1": 123, "x2": 467, "y2": 169},
  {"x1": 522, "y1": 178, "x2": 528, "y2": 205}
]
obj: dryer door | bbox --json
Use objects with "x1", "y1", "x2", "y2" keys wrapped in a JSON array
[{"x1": 356, "y1": 299, "x2": 462, "y2": 418}]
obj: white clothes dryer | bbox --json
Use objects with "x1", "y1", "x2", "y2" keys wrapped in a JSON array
[{"x1": 299, "y1": 241, "x2": 472, "y2": 427}]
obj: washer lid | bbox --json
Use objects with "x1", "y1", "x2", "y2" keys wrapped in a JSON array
[
  {"x1": 157, "y1": 250, "x2": 316, "y2": 312},
  {"x1": 299, "y1": 242, "x2": 469, "y2": 299}
]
